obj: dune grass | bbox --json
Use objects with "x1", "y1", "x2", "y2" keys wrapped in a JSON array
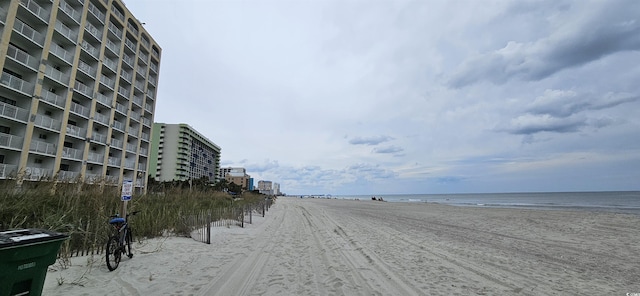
[{"x1": 0, "y1": 179, "x2": 270, "y2": 256}]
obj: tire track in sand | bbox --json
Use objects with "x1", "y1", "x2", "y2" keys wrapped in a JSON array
[
  {"x1": 298, "y1": 205, "x2": 423, "y2": 296},
  {"x1": 197, "y1": 202, "x2": 288, "y2": 295}
]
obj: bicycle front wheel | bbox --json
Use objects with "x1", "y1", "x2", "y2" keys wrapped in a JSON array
[
  {"x1": 106, "y1": 236, "x2": 121, "y2": 271},
  {"x1": 126, "y1": 228, "x2": 133, "y2": 258}
]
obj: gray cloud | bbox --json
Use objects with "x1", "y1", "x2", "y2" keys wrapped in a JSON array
[
  {"x1": 349, "y1": 135, "x2": 393, "y2": 146},
  {"x1": 528, "y1": 90, "x2": 640, "y2": 118},
  {"x1": 500, "y1": 90, "x2": 638, "y2": 135},
  {"x1": 372, "y1": 146, "x2": 404, "y2": 155},
  {"x1": 448, "y1": 1, "x2": 640, "y2": 88},
  {"x1": 505, "y1": 114, "x2": 586, "y2": 135},
  {"x1": 347, "y1": 163, "x2": 397, "y2": 180}
]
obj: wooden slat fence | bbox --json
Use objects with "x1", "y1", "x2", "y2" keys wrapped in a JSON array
[{"x1": 58, "y1": 199, "x2": 274, "y2": 257}]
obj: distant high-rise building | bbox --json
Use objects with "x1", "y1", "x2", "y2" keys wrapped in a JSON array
[
  {"x1": 257, "y1": 180, "x2": 274, "y2": 195},
  {"x1": 149, "y1": 123, "x2": 221, "y2": 182},
  {"x1": 0, "y1": 0, "x2": 161, "y2": 191}
]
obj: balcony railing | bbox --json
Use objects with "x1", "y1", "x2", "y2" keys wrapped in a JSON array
[
  {"x1": 150, "y1": 63, "x2": 158, "y2": 73},
  {"x1": 40, "y1": 89, "x2": 66, "y2": 109},
  {"x1": 124, "y1": 161, "x2": 135, "y2": 169},
  {"x1": 69, "y1": 101, "x2": 90, "y2": 118},
  {"x1": 62, "y1": 146, "x2": 83, "y2": 160},
  {"x1": 96, "y1": 92, "x2": 113, "y2": 107},
  {"x1": 132, "y1": 95, "x2": 143, "y2": 106},
  {"x1": 127, "y1": 22, "x2": 138, "y2": 36},
  {"x1": 141, "y1": 38, "x2": 150, "y2": 49},
  {"x1": 29, "y1": 140, "x2": 57, "y2": 155},
  {"x1": 105, "y1": 38, "x2": 120, "y2": 55},
  {"x1": 117, "y1": 86, "x2": 129, "y2": 98},
  {"x1": 65, "y1": 124, "x2": 87, "y2": 138},
  {"x1": 87, "y1": 2, "x2": 105, "y2": 23},
  {"x1": 140, "y1": 132, "x2": 150, "y2": 141},
  {"x1": 73, "y1": 81, "x2": 93, "y2": 97},
  {"x1": 1, "y1": 6, "x2": 8, "y2": 25},
  {"x1": 24, "y1": 167, "x2": 53, "y2": 180},
  {"x1": 107, "y1": 156, "x2": 121, "y2": 166},
  {"x1": 6, "y1": 44, "x2": 40, "y2": 70},
  {"x1": 93, "y1": 112, "x2": 110, "y2": 125},
  {"x1": 20, "y1": 0, "x2": 50, "y2": 23},
  {"x1": 54, "y1": 20, "x2": 77, "y2": 43},
  {"x1": 81, "y1": 41, "x2": 99, "y2": 59},
  {"x1": 49, "y1": 42, "x2": 74, "y2": 64},
  {"x1": 110, "y1": 138, "x2": 123, "y2": 148},
  {"x1": 148, "y1": 76, "x2": 157, "y2": 86},
  {"x1": 126, "y1": 143, "x2": 136, "y2": 152},
  {"x1": 139, "y1": 147, "x2": 148, "y2": 156},
  {"x1": 0, "y1": 102, "x2": 29, "y2": 122},
  {"x1": 112, "y1": 120, "x2": 125, "y2": 131},
  {"x1": 110, "y1": 6, "x2": 124, "y2": 22},
  {"x1": 141, "y1": 117, "x2": 151, "y2": 127},
  {"x1": 124, "y1": 38, "x2": 136, "y2": 51},
  {"x1": 138, "y1": 51, "x2": 148, "y2": 64},
  {"x1": 146, "y1": 90, "x2": 155, "y2": 100},
  {"x1": 128, "y1": 128, "x2": 138, "y2": 137},
  {"x1": 122, "y1": 54, "x2": 133, "y2": 68},
  {"x1": 85, "y1": 22, "x2": 103, "y2": 40},
  {"x1": 120, "y1": 70, "x2": 132, "y2": 82},
  {"x1": 14, "y1": 19, "x2": 46, "y2": 46},
  {"x1": 44, "y1": 65, "x2": 71, "y2": 86},
  {"x1": 0, "y1": 132, "x2": 24, "y2": 150},
  {"x1": 58, "y1": 0, "x2": 81, "y2": 23},
  {"x1": 91, "y1": 132, "x2": 107, "y2": 144},
  {"x1": 100, "y1": 75, "x2": 115, "y2": 89},
  {"x1": 136, "y1": 66, "x2": 146, "y2": 76},
  {"x1": 134, "y1": 80, "x2": 144, "y2": 91},
  {"x1": 78, "y1": 60, "x2": 97, "y2": 77},
  {"x1": 1, "y1": 72, "x2": 35, "y2": 95},
  {"x1": 108, "y1": 22, "x2": 122, "y2": 39},
  {"x1": 0, "y1": 164, "x2": 18, "y2": 179},
  {"x1": 57, "y1": 170, "x2": 80, "y2": 181},
  {"x1": 130, "y1": 111, "x2": 140, "y2": 121},
  {"x1": 34, "y1": 114, "x2": 62, "y2": 131},
  {"x1": 87, "y1": 151, "x2": 104, "y2": 163},
  {"x1": 103, "y1": 57, "x2": 117, "y2": 72}
]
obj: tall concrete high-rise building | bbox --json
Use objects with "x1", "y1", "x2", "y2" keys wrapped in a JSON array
[
  {"x1": 149, "y1": 123, "x2": 221, "y2": 183},
  {"x1": 0, "y1": 0, "x2": 161, "y2": 190}
]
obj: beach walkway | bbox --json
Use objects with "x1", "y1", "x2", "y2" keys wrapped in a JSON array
[{"x1": 44, "y1": 197, "x2": 640, "y2": 295}]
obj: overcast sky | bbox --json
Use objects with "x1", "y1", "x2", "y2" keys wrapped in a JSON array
[{"x1": 123, "y1": 0, "x2": 640, "y2": 195}]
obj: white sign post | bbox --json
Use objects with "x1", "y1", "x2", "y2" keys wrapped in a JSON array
[
  {"x1": 121, "y1": 180, "x2": 133, "y2": 219},
  {"x1": 121, "y1": 180, "x2": 133, "y2": 201}
]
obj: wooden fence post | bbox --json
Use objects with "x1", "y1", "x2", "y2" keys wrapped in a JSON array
[{"x1": 206, "y1": 211, "x2": 211, "y2": 244}]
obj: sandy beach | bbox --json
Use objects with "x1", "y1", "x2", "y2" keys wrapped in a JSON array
[{"x1": 42, "y1": 197, "x2": 640, "y2": 295}]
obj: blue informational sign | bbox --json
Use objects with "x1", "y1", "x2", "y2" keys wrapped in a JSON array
[{"x1": 121, "y1": 180, "x2": 133, "y2": 201}]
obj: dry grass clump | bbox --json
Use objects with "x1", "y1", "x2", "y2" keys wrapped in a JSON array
[{"x1": 0, "y1": 179, "x2": 270, "y2": 255}]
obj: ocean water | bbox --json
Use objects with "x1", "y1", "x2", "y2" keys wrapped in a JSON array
[{"x1": 335, "y1": 191, "x2": 640, "y2": 214}]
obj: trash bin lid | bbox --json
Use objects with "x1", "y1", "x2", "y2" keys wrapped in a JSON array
[{"x1": 0, "y1": 229, "x2": 68, "y2": 248}]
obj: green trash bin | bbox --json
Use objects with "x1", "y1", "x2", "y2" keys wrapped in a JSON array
[{"x1": 0, "y1": 229, "x2": 68, "y2": 296}]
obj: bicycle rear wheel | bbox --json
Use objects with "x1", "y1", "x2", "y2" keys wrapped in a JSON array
[
  {"x1": 126, "y1": 228, "x2": 133, "y2": 258},
  {"x1": 106, "y1": 236, "x2": 121, "y2": 271}
]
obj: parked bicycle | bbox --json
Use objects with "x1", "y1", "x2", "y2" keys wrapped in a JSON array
[{"x1": 106, "y1": 211, "x2": 139, "y2": 271}]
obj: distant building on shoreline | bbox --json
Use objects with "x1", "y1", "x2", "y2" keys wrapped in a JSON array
[
  {"x1": 257, "y1": 180, "x2": 280, "y2": 195},
  {"x1": 222, "y1": 167, "x2": 252, "y2": 191},
  {"x1": 149, "y1": 123, "x2": 220, "y2": 183},
  {"x1": 0, "y1": 0, "x2": 160, "y2": 191}
]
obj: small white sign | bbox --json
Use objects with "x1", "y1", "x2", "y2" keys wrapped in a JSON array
[{"x1": 121, "y1": 180, "x2": 133, "y2": 201}]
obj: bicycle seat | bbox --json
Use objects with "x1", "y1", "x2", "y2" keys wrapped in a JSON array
[{"x1": 109, "y1": 217, "x2": 125, "y2": 224}]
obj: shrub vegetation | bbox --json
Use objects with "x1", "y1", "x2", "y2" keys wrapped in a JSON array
[{"x1": 0, "y1": 178, "x2": 270, "y2": 256}]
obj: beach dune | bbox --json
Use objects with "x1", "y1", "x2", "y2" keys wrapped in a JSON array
[{"x1": 43, "y1": 197, "x2": 640, "y2": 295}]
